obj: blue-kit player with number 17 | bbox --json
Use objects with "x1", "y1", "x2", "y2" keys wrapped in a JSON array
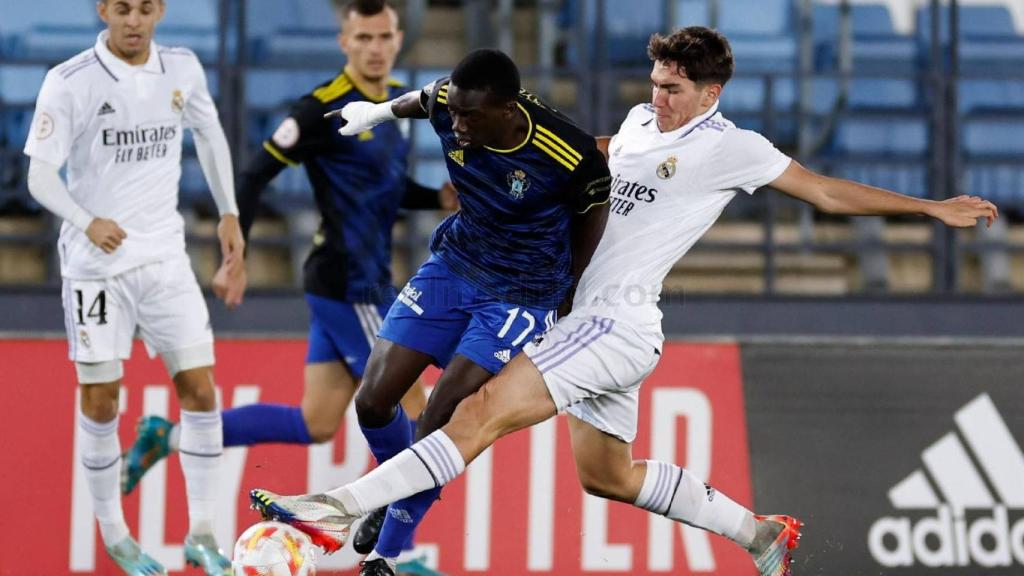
[{"x1": 314, "y1": 48, "x2": 612, "y2": 575}]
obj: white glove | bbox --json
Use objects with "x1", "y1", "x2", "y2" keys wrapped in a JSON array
[{"x1": 326, "y1": 100, "x2": 397, "y2": 136}]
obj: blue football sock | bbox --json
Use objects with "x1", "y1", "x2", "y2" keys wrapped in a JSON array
[
  {"x1": 221, "y1": 404, "x2": 312, "y2": 447},
  {"x1": 361, "y1": 405, "x2": 412, "y2": 464},
  {"x1": 375, "y1": 486, "x2": 441, "y2": 558}
]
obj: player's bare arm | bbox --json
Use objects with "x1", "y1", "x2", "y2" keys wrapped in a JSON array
[
  {"x1": 770, "y1": 160, "x2": 999, "y2": 228},
  {"x1": 563, "y1": 202, "x2": 609, "y2": 316},
  {"x1": 595, "y1": 136, "x2": 612, "y2": 161}
]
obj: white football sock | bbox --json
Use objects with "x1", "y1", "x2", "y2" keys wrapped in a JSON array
[
  {"x1": 634, "y1": 461, "x2": 755, "y2": 548},
  {"x1": 364, "y1": 550, "x2": 397, "y2": 572},
  {"x1": 79, "y1": 411, "x2": 130, "y2": 546},
  {"x1": 179, "y1": 408, "x2": 222, "y2": 536},
  {"x1": 328, "y1": 430, "x2": 465, "y2": 515}
]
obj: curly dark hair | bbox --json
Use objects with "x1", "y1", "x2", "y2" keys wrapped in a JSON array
[{"x1": 647, "y1": 26, "x2": 734, "y2": 86}]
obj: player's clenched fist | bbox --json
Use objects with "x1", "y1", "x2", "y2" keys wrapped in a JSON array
[
  {"x1": 324, "y1": 100, "x2": 396, "y2": 136},
  {"x1": 85, "y1": 218, "x2": 127, "y2": 254}
]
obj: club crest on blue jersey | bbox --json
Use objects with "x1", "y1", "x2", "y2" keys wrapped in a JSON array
[
  {"x1": 506, "y1": 169, "x2": 531, "y2": 200},
  {"x1": 656, "y1": 155, "x2": 677, "y2": 180}
]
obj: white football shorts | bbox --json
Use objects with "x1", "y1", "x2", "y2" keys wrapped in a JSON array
[
  {"x1": 523, "y1": 313, "x2": 661, "y2": 443},
  {"x1": 61, "y1": 253, "x2": 213, "y2": 369}
]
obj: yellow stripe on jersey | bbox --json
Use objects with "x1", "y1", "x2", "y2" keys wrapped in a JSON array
[
  {"x1": 531, "y1": 138, "x2": 576, "y2": 171},
  {"x1": 533, "y1": 131, "x2": 580, "y2": 168},
  {"x1": 436, "y1": 83, "x2": 449, "y2": 104},
  {"x1": 387, "y1": 77, "x2": 405, "y2": 88},
  {"x1": 535, "y1": 125, "x2": 582, "y2": 161},
  {"x1": 313, "y1": 75, "x2": 353, "y2": 103},
  {"x1": 263, "y1": 141, "x2": 298, "y2": 166}
]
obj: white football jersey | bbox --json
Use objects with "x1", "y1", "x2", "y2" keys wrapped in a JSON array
[
  {"x1": 24, "y1": 32, "x2": 221, "y2": 279},
  {"x1": 572, "y1": 102, "x2": 791, "y2": 341}
]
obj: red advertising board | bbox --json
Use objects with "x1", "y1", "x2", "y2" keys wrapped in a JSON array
[{"x1": 0, "y1": 339, "x2": 754, "y2": 575}]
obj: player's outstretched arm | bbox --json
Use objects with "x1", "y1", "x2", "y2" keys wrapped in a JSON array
[
  {"x1": 770, "y1": 160, "x2": 999, "y2": 228},
  {"x1": 324, "y1": 90, "x2": 427, "y2": 136}
]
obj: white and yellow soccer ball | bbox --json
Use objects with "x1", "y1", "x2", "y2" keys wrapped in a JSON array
[{"x1": 232, "y1": 521, "x2": 317, "y2": 576}]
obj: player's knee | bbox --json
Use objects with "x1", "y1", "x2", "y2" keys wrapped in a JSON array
[
  {"x1": 578, "y1": 472, "x2": 631, "y2": 502},
  {"x1": 304, "y1": 414, "x2": 340, "y2": 444},
  {"x1": 173, "y1": 367, "x2": 217, "y2": 411},
  {"x1": 354, "y1": 385, "x2": 394, "y2": 427},
  {"x1": 449, "y1": 384, "x2": 501, "y2": 442},
  {"x1": 79, "y1": 382, "x2": 120, "y2": 422}
]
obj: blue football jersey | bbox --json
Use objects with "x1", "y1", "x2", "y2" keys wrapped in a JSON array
[
  {"x1": 421, "y1": 78, "x2": 611, "y2": 309},
  {"x1": 262, "y1": 71, "x2": 413, "y2": 304}
]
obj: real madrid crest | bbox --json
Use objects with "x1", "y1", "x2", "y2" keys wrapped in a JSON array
[
  {"x1": 171, "y1": 89, "x2": 184, "y2": 114},
  {"x1": 506, "y1": 169, "x2": 530, "y2": 200},
  {"x1": 656, "y1": 155, "x2": 677, "y2": 180}
]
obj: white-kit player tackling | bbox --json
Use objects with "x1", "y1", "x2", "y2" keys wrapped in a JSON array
[
  {"x1": 23, "y1": 0, "x2": 245, "y2": 575},
  {"x1": 249, "y1": 26, "x2": 998, "y2": 576}
]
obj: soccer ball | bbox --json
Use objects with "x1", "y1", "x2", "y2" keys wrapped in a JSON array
[{"x1": 232, "y1": 521, "x2": 317, "y2": 576}]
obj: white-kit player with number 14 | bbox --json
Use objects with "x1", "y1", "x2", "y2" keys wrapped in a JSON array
[
  {"x1": 250, "y1": 26, "x2": 999, "y2": 576},
  {"x1": 23, "y1": 1, "x2": 245, "y2": 575}
]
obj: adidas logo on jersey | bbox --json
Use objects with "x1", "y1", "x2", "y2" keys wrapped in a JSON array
[
  {"x1": 494, "y1": 349, "x2": 511, "y2": 364},
  {"x1": 98, "y1": 102, "x2": 116, "y2": 116},
  {"x1": 868, "y1": 393, "x2": 1024, "y2": 568},
  {"x1": 448, "y1": 149, "x2": 464, "y2": 166}
]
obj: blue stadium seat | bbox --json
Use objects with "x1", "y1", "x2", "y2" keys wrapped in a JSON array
[
  {"x1": 965, "y1": 165, "x2": 1024, "y2": 208},
  {"x1": 847, "y1": 78, "x2": 919, "y2": 110},
  {"x1": 835, "y1": 117, "x2": 928, "y2": 156},
  {"x1": 964, "y1": 119, "x2": 1024, "y2": 157},
  {"x1": 17, "y1": 26, "x2": 101, "y2": 60},
  {"x1": 246, "y1": 70, "x2": 330, "y2": 109},
  {"x1": 603, "y1": 1, "x2": 663, "y2": 65},
  {"x1": 263, "y1": 30, "x2": 344, "y2": 66},
  {"x1": 162, "y1": 0, "x2": 219, "y2": 30},
  {"x1": 959, "y1": 80, "x2": 1024, "y2": 114},
  {"x1": 295, "y1": 0, "x2": 341, "y2": 32},
  {"x1": 0, "y1": 66, "x2": 47, "y2": 105},
  {"x1": 719, "y1": 0, "x2": 791, "y2": 36},
  {"x1": 179, "y1": 157, "x2": 209, "y2": 206},
  {"x1": 0, "y1": 0, "x2": 96, "y2": 33},
  {"x1": 813, "y1": 3, "x2": 917, "y2": 73},
  {"x1": 917, "y1": 5, "x2": 1024, "y2": 73}
]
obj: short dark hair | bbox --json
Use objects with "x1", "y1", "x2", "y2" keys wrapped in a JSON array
[
  {"x1": 337, "y1": 0, "x2": 390, "y2": 19},
  {"x1": 450, "y1": 48, "x2": 521, "y2": 103},
  {"x1": 647, "y1": 26, "x2": 734, "y2": 86}
]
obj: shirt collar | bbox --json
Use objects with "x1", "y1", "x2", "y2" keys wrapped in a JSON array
[
  {"x1": 644, "y1": 100, "x2": 720, "y2": 140},
  {"x1": 94, "y1": 30, "x2": 164, "y2": 80}
]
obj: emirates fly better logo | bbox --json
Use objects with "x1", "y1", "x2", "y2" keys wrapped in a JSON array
[{"x1": 869, "y1": 393, "x2": 1024, "y2": 568}]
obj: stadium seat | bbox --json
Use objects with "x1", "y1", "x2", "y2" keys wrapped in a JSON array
[
  {"x1": 0, "y1": 66, "x2": 47, "y2": 105},
  {"x1": 959, "y1": 79, "x2": 1024, "y2": 114},
  {"x1": 0, "y1": 0, "x2": 96, "y2": 33},
  {"x1": 719, "y1": 0, "x2": 791, "y2": 36},
  {"x1": 965, "y1": 164, "x2": 1024, "y2": 209},
  {"x1": 963, "y1": 118, "x2": 1024, "y2": 157},
  {"x1": 813, "y1": 3, "x2": 918, "y2": 73},
  {"x1": 917, "y1": 5, "x2": 1024, "y2": 73},
  {"x1": 162, "y1": 0, "x2": 219, "y2": 30},
  {"x1": 835, "y1": 117, "x2": 928, "y2": 156}
]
